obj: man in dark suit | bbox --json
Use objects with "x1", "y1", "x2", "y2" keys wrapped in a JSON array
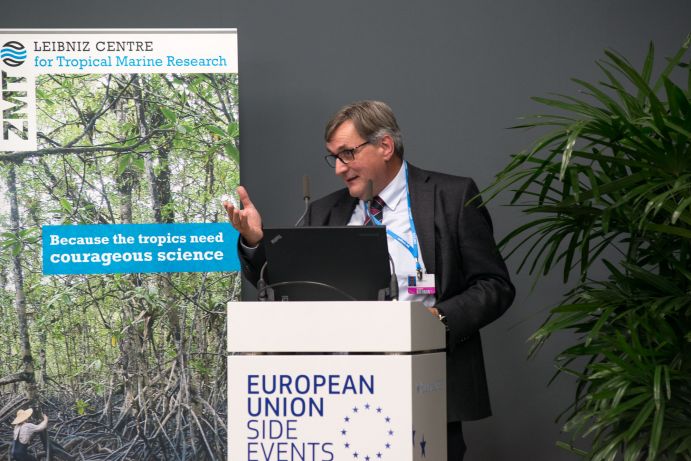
[{"x1": 225, "y1": 100, "x2": 514, "y2": 460}]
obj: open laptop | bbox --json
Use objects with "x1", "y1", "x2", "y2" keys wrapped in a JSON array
[{"x1": 260, "y1": 226, "x2": 392, "y2": 301}]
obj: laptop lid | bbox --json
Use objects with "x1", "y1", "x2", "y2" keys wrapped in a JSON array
[{"x1": 261, "y1": 226, "x2": 391, "y2": 301}]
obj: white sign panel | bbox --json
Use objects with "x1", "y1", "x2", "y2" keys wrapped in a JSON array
[{"x1": 228, "y1": 354, "x2": 447, "y2": 461}]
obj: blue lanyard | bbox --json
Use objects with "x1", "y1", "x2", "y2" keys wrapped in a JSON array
[{"x1": 363, "y1": 162, "x2": 423, "y2": 279}]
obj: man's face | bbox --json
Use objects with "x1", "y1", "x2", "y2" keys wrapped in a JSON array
[{"x1": 326, "y1": 120, "x2": 395, "y2": 200}]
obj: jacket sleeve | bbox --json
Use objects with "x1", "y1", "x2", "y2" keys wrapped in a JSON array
[
  {"x1": 435, "y1": 179, "x2": 515, "y2": 350},
  {"x1": 237, "y1": 238, "x2": 266, "y2": 287}
]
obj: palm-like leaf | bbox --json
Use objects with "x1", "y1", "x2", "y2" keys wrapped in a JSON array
[
  {"x1": 488, "y1": 37, "x2": 691, "y2": 460},
  {"x1": 488, "y1": 37, "x2": 691, "y2": 284}
]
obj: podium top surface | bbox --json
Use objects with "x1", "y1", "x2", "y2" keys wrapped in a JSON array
[{"x1": 227, "y1": 301, "x2": 446, "y2": 353}]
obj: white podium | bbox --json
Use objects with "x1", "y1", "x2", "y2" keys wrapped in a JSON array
[{"x1": 228, "y1": 301, "x2": 447, "y2": 461}]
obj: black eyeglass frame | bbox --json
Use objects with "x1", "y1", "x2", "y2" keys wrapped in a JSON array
[{"x1": 324, "y1": 141, "x2": 370, "y2": 167}]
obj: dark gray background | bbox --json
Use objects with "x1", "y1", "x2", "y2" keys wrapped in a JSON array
[{"x1": 3, "y1": 2, "x2": 689, "y2": 459}]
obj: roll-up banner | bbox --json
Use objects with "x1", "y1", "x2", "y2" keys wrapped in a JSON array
[{"x1": 0, "y1": 29, "x2": 238, "y2": 460}]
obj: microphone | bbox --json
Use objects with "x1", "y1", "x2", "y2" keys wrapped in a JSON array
[
  {"x1": 365, "y1": 179, "x2": 374, "y2": 203},
  {"x1": 303, "y1": 175, "x2": 311, "y2": 201},
  {"x1": 387, "y1": 254, "x2": 399, "y2": 300},
  {"x1": 363, "y1": 180, "x2": 398, "y2": 300},
  {"x1": 377, "y1": 254, "x2": 400, "y2": 301},
  {"x1": 257, "y1": 260, "x2": 274, "y2": 301},
  {"x1": 294, "y1": 175, "x2": 311, "y2": 226},
  {"x1": 364, "y1": 179, "x2": 374, "y2": 224}
]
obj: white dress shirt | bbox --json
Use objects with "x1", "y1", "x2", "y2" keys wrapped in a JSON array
[{"x1": 347, "y1": 161, "x2": 435, "y2": 307}]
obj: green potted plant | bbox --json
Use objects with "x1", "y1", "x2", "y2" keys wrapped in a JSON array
[{"x1": 485, "y1": 37, "x2": 691, "y2": 460}]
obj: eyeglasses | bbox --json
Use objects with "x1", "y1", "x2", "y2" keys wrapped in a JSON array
[{"x1": 324, "y1": 141, "x2": 370, "y2": 167}]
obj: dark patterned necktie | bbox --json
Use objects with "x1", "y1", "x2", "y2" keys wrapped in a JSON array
[{"x1": 364, "y1": 196, "x2": 385, "y2": 226}]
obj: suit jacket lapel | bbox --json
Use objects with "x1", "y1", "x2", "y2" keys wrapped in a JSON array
[
  {"x1": 327, "y1": 192, "x2": 358, "y2": 225},
  {"x1": 407, "y1": 164, "x2": 436, "y2": 274}
]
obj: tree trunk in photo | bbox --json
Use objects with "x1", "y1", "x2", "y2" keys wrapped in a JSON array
[
  {"x1": 0, "y1": 265, "x2": 10, "y2": 378},
  {"x1": 38, "y1": 330, "x2": 47, "y2": 388},
  {"x1": 5, "y1": 162, "x2": 37, "y2": 404},
  {"x1": 115, "y1": 157, "x2": 146, "y2": 422},
  {"x1": 134, "y1": 74, "x2": 161, "y2": 224}
]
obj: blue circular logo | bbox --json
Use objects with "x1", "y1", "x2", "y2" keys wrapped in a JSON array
[{"x1": 1, "y1": 41, "x2": 27, "y2": 67}]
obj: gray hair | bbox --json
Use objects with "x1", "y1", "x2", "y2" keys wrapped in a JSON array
[{"x1": 325, "y1": 100, "x2": 404, "y2": 158}]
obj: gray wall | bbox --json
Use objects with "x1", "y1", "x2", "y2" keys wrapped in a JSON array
[{"x1": 3, "y1": 1, "x2": 689, "y2": 459}]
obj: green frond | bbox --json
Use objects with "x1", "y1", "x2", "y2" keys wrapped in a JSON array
[{"x1": 491, "y1": 39, "x2": 691, "y2": 460}]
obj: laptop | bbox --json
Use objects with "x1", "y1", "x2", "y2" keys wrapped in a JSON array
[{"x1": 261, "y1": 226, "x2": 392, "y2": 301}]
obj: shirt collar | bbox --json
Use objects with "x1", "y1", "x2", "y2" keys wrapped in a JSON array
[{"x1": 372, "y1": 160, "x2": 406, "y2": 212}]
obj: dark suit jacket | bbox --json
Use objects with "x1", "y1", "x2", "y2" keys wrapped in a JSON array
[{"x1": 239, "y1": 163, "x2": 515, "y2": 421}]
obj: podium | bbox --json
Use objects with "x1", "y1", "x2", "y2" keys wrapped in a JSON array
[{"x1": 228, "y1": 301, "x2": 447, "y2": 461}]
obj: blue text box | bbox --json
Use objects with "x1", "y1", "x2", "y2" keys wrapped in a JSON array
[{"x1": 42, "y1": 223, "x2": 240, "y2": 275}]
